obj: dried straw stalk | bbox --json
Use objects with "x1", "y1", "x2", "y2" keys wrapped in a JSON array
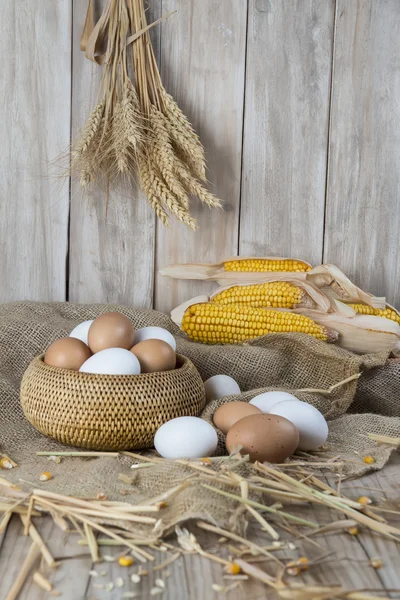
[
  {"x1": 3, "y1": 452, "x2": 400, "y2": 599},
  {"x1": 72, "y1": 0, "x2": 222, "y2": 229}
]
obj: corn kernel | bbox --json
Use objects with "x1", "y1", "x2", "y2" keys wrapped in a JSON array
[
  {"x1": 286, "y1": 566, "x2": 300, "y2": 576},
  {"x1": 226, "y1": 563, "x2": 241, "y2": 575},
  {"x1": 0, "y1": 457, "x2": 13, "y2": 470},
  {"x1": 181, "y1": 303, "x2": 330, "y2": 345},
  {"x1": 287, "y1": 557, "x2": 309, "y2": 573},
  {"x1": 369, "y1": 557, "x2": 383, "y2": 569},
  {"x1": 363, "y1": 456, "x2": 375, "y2": 465},
  {"x1": 119, "y1": 556, "x2": 135, "y2": 567},
  {"x1": 297, "y1": 557, "x2": 309, "y2": 570},
  {"x1": 200, "y1": 457, "x2": 213, "y2": 465},
  {"x1": 212, "y1": 282, "x2": 304, "y2": 310},
  {"x1": 39, "y1": 471, "x2": 53, "y2": 481},
  {"x1": 347, "y1": 526, "x2": 359, "y2": 536},
  {"x1": 358, "y1": 496, "x2": 372, "y2": 505},
  {"x1": 348, "y1": 304, "x2": 400, "y2": 324},
  {"x1": 223, "y1": 259, "x2": 311, "y2": 273}
]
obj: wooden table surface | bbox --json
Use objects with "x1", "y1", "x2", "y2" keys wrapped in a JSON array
[{"x1": 2, "y1": 454, "x2": 400, "y2": 600}]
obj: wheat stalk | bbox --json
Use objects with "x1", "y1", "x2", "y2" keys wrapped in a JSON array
[
  {"x1": 69, "y1": 0, "x2": 222, "y2": 229},
  {"x1": 143, "y1": 155, "x2": 197, "y2": 230},
  {"x1": 160, "y1": 89, "x2": 203, "y2": 148},
  {"x1": 112, "y1": 102, "x2": 130, "y2": 174},
  {"x1": 77, "y1": 117, "x2": 111, "y2": 188},
  {"x1": 161, "y1": 89, "x2": 206, "y2": 181},
  {"x1": 167, "y1": 123, "x2": 207, "y2": 183},
  {"x1": 73, "y1": 101, "x2": 105, "y2": 159},
  {"x1": 112, "y1": 83, "x2": 144, "y2": 174},
  {"x1": 149, "y1": 109, "x2": 190, "y2": 210},
  {"x1": 139, "y1": 158, "x2": 169, "y2": 226},
  {"x1": 175, "y1": 158, "x2": 222, "y2": 209}
]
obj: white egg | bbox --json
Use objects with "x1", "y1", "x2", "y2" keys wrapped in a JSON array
[
  {"x1": 269, "y1": 400, "x2": 328, "y2": 451},
  {"x1": 79, "y1": 348, "x2": 141, "y2": 375},
  {"x1": 133, "y1": 326, "x2": 176, "y2": 351},
  {"x1": 69, "y1": 320, "x2": 93, "y2": 346},
  {"x1": 154, "y1": 416, "x2": 218, "y2": 459},
  {"x1": 204, "y1": 375, "x2": 241, "y2": 402},
  {"x1": 249, "y1": 391, "x2": 301, "y2": 413}
]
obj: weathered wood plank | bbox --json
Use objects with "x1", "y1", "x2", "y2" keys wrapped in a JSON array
[
  {"x1": 239, "y1": 0, "x2": 334, "y2": 266},
  {"x1": 154, "y1": 0, "x2": 247, "y2": 313},
  {"x1": 247, "y1": 510, "x2": 383, "y2": 597},
  {"x1": 68, "y1": 0, "x2": 160, "y2": 307},
  {"x1": 327, "y1": 454, "x2": 400, "y2": 598},
  {"x1": 4, "y1": 458, "x2": 400, "y2": 600},
  {"x1": 84, "y1": 545, "x2": 189, "y2": 600},
  {"x1": 0, "y1": 516, "x2": 34, "y2": 598},
  {"x1": 0, "y1": 516, "x2": 92, "y2": 600},
  {"x1": 324, "y1": 0, "x2": 400, "y2": 306},
  {"x1": 0, "y1": 0, "x2": 71, "y2": 302}
]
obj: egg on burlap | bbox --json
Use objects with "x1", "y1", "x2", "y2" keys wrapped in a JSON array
[
  {"x1": 204, "y1": 375, "x2": 241, "y2": 402},
  {"x1": 225, "y1": 414, "x2": 299, "y2": 463},
  {"x1": 213, "y1": 402, "x2": 261, "y2": 435}
]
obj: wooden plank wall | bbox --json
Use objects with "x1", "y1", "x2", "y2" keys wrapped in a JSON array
[
  {"x1": 0, "y1": 0, "x2": 71, "y2": 302},
  {"x1": 2, "y1": 0, "x2": 400, "y2": 308}
]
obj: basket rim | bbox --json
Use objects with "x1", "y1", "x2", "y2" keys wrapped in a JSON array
[{"x1": 32, "y1": 352, "x2": 192, "y2": 381}]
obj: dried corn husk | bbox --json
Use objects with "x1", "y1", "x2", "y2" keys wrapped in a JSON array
[
  {"x1": 307, "y1": 265, "x2": 385, "y2": 309},
  {"x1": 295, "y1": 308, "x2": 400, "y2": 354},
  {"x1": 209, "y1": 280, "x2": 334, "y2": 313},
  {"x1": 160, "y1": 257, "x2": 312, "y2": 285}
]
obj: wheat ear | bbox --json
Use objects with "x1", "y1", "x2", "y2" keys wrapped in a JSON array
[
  {"x1": 112, "y1": 102, "x2": 130, "y2": 174},
  {"x1": 78, "y1": 116, "x2": 113, "y2": 188},
  {"x1": 175, "y1": 159, "x2": 222, "y2": 209},
  {"x1": 161, "y1": 89, "x2": 204, "y2": 149},
  {"x1": 149, "y1": 109, "x2": 190, "y2": 210},
  {"x1": 139, "y1": 158, "x2": 169, "y2": 226},
  {"x1": 165, "y1": 120, "x2": 207, "y2": 182},
  {"x1": 73, "y1": 101, "x2": 105, "y2": 158},
  {"x1": 112, "y1": 83, "x2": 145, "y2": 174},
  {"x1": 152, "y1": 165, "x2": 198, "y2": 230},
  {"x1": 140, "y1": 155, "x2": 197, "y2": 230}
]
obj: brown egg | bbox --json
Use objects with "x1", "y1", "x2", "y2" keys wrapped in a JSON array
[
  {"x1": 213, "y1": 402, "x2": 262, "y2": 435},
  {"x1": 88, "y1": 312, "x2": 135, "y2": 353},
  {"x1": 130, "y1": 339, "x2": 176, "y2": 373},
  {"x1": 44, "y1": 338, "x2": 92, "y2": 371},
  {"x1": 225, "y1": 414, "x2": 299, "y2": 463}
]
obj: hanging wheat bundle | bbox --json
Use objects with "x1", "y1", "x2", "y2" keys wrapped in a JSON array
[{"x1": 71, "y1": 0, "x2": 222, "y2": 229}]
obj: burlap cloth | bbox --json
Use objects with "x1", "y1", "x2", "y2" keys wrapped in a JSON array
[{"x1": 1, "y1": 301, "x2": 400, "y2": 536}]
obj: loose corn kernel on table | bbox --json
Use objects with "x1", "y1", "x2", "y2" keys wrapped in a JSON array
[{"x1": 1, "y1": 454, "x2": 399, "y2": 599}]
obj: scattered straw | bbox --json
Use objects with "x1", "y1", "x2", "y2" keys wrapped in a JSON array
[
  {"x1": 4, "y1": 542, "x2": 41, "y2": 600},
  {"x1": 20, "y1": 515, "x2": 56, "y2": 568},
  {"x1": 2, "y1": 452, "x2": 400, "y2": 598}
]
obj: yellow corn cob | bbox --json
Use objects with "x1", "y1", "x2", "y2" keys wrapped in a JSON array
[
  {"x1": 160, "y1": 257, "x2": 312, "y2": 284},
  {"x1": 211, "y1": 282, "x2": 305, "y2": 309},
  {"x1": 348, "y1": 304, "x2": 400, "y2": 324},
  {"x1": 224, "y1": 258, "x2": 311, "y2": 273},
  {"x1": 181, "y1": 303, "x2": 334, "y2": 344}
]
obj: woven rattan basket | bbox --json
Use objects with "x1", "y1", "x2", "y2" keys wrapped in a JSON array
[{"x1": 20, "y1": 354, "x2": 206, "y2": 451}]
